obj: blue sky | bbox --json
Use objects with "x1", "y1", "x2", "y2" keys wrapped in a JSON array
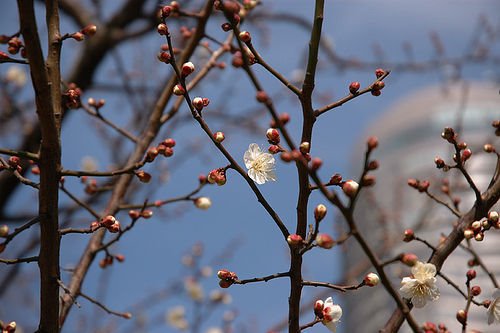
[{"x1": 0, "y1": 1, "x2": 499, "y2": 332}]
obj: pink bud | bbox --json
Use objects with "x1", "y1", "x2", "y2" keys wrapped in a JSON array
[
  {"x1": 100, "y1": 215, "x2": 116, "y2": 228},
  {"x1": 299, "y1": 142, "x2": 310, "y2": 154},
  {"x1": 316, "y1": 234, "x2": 334, "y2": 249},
  {"x1": 364, "y1": 272, "x2": 380, "y2": 287},
  {"x1": 81, "y1": 24, "x2": 97, "y2": 36},
  {"x1": 314, "y1": 204, "x2": 327, "y2": 221},
  {"x1": 375, "y1": 68, "x2": 385, "y2": 78},
  {"x1": 349, "y1": 81, "x2": 360, "y2": 94},
  {"x1": 403, "y1": 229, "x2": 415, "y2": 242},
  {"x1": 90, "y1": 221, "x2": 100, "y2": 231},
  {"x1": 128, "y1": 210, "x2": 140, "y2": 219},
  {"x1": 268, "y1": 145, "x2": 281, "y2": 154},
  {"x1": 467, "y1": 269, "x2": 477, "y2": 280},
  {"x1": 213, "y1": 131, "x2": 225, "y2": 143},
  {"x1": 181, "y1": 62, "x2": 195, "y2": 76},
  {"x1": 463, "y1": 228, "x2": 474, "y2": 239},
  {"x1": 456, "y1": 309, "x2": 467, "y2": 324},
  {"x1": 256, "y1": 91, "x2": 269, "y2": 103},
  {"x1": 266, "y1": 128, "x2": 280, "y2": 144},
  {"x1": 401, "y1": 253, "x2": 418, "y2": 266},
  {"x1": 471, "y1": 285, "x2": 481, "y2": 296},
  {"x1": 141, "y1": 210, "x2": 153, "y2": 219},
  {"x1": 329, "y1": 173, "x2": 342, "y2": 185},
  {"x1": 461, "y1": 148, "x2": 472, "y2": 162},
  {"x1": 192, "y1": 97, "x2": 204, "y2": 111},
  {"x1": 239, "y1": 31, "x2": 251, "y2": 43},
  {"x1": 287, "y1": 234, "x2": 303, "y2": 246},
  {"x1": 314, "y1": 300, "x2": 324, "y2": 317},
  {"x1": 157, "y1": 51, "x2": 171, "y2": 63},
  {"x1": 108, "y1": 221, "x2": 121, "y2": 233},
  {"x1": 342, "y1": 180, "x2": 359, "y2": 198},
  {"x1": 170, "y1": 85, "x2": 185, "y2": 97},
  {"x1": 311, "y1": 158, "x2": 322, "y2": 171},
  {"x1": 72, "y1": 32, "x2": 85, "y2": 41},
  {"x1": 136, "y1": 170, "x2": 152, "y2": 183},
  {"x1": 161, "y1": 5, "x2": 172, "y2": 18},
  {"x1": 367, "y1": 136, "x2": 378, "y2": 150}
]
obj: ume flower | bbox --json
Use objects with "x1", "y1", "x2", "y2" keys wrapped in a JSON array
[
  {"x1": 399, "y1": 261, "x2": 440, "y2": 308},
  {"x1": 244, "y1": 143, "x2": 277, "y2": 184}
]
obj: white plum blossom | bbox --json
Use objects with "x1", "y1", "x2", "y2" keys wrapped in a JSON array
[
  {"x1": 244, "y1": 143, "x2": 277, "y2": 184},
  {"x1": 166, "y1": 306, "x2": 188, "y2": 330},
  {"x1": 321, "y1": 297, "x2": 342, "y2": 332},
  {"x1": 400, "y1": 261, "x2": 440, "y2": 308},
  {"x1": 487, "y1": 289, "x2": 500, "y2": 325},
  {"x1": 194, "y1": 197, "x2": 212, "y2": 210}
]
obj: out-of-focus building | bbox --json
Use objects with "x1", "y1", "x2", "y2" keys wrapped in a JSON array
[{"x1": 343, "y1": 81, "x2": 500, "y2": 332}]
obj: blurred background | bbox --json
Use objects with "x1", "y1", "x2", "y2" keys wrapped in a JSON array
[{"x1": 0, "y1": 1, "x2": 499, "y2": 332}]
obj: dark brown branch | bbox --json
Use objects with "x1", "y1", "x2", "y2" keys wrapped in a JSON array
[
  {"x1": 0, "y1": 256, "x2": 38, "y2": 264},
  {"x1": 234, "y1": 272, "x2": 290, "y2": 285},
  {"x1": 302, "y1": 280, "x2": 363, "y2": 292}
]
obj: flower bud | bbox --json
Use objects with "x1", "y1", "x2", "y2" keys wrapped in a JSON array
[
  {"x1": 434, "y1": 157, "x2": 445, "y2": 169},
  {"x1": 461, "y1": 148, "x2": 472, "y2": 162},
  {"x1": 128, "y1": 210, "x2": 140, "y2": 219},
  {"x1": 279, "y1": 113, "x2": 290, "y2": 125},
  {"x1": 488, "y1": 211, "x2": 499, "y2": 224},
  {"x1": 268, "y1": 145, "x2": 281, "y2": 154},
  {"x1": 466, "y1": 269, "x2": 476, "y2": 280},
  {"x1": 316, "y1": 234, "x2": 334, "y2": 249},
  {"x1": 314, "y1": 204, "x2": 327, "y2": 221},
  {"x1": 299, "y1": 141, "x2": 310, "y2": 154},
  {"x1": 136, "y1": 170, "x2": 151, "y2": 183},
  {"x1": 5, "y1": 321, "x2": 16, "y2": 332},
  {"x1": 287, "y1": 234, "x2": 303, "y2": 246},
  {"x1": 463, "y1": 228, "x2": 474, "y2": 239},
  {"x1": 329, "y1": 173, "x2": 342, "y2": 185},
  {"x1": 213, "y1": 131, "x2": 225, "y2": 143},
  {"x1": 115, "y1": 254, "x2": 125, "y2": 262},
  {"x1": 239, "y1": 31, "x2": 251, "y2": 43},
  {"x1": 342, "y1": 180, "x2": 359, "y2": 198},
  {"x1": 173, "y1": 84, "x2": 185, "y2": 95},
  {"x1": 157, "y1": 23, "x2": 168, "y2": 35},
  {"x1": 81, "y1": 24, "x2": 97, "y2": 36},
  {"x1": 314, "y1": 300, "x2": 324, "y2": 317},
  {"x1": 217, "y1": 269, "x2": 231, "y2": 280},
  {"x1": 219, "y1": 279, "x2": 232, "y2": 288},
  {"x1": 266, "y1": 128, "x2": 280, "y2": 144},
  {"x1": 375, "y1": 68, "x2": 385, "y2": 78},
  {"x1": 471, "y1": 285, "x2": 481, "y2": 296},
  {"x1": 161, "y1": 5, "x2": 172, "y2": 18},
  {"x1": 0, "y1": 225, "x2": 9, "y2": 237},
  {"x1": 372, "y1": 81, "x2": 385, "y2": 91},
  {"x1": 90, "y1": 221, "x2": 100, "y2": 231},
  {"x1": 221, "y1": 22, "x2": 232, "y2": 32},
  {"x1": 401, "y1": 253, "x2": 418, "y2": 266},
  {"x1": 403, "y1": 229, "x2": 415, "y2": 242},
  {"x1": 349, "y1": 81, "x2": 360, "y2": 94},
  {"x1": 366, "y1": 136, "x2": 378, "y2": 151},
  {"x1": 474, "y1": 232, "x2": 484, "y2": 242},
  {"x1": 100, "y1": 215, "x2": 116, "y2": 228},
  {"x1": 192, "y1": 97, "x2": 204, "y2": 111},
  {"x1": 362, "y1": 175, "x2": 376, "y2": 186},
  {"x1": 311, "y1": 158, "x2": 322, "y2": 171},
  {"x1": 71, "y1": 32, "x2": 85, "y2": 41},
  {"x1": 483, "y1": 144, "x2": 495, "y2": 153},
  {"x1": 256, "y1": 90, "x2": 269, "y2": 103},
  {"x1": 364, "y1": 272, "x2": 380, "y2": 287},
  {"x1": 157, "y1": 51, "x2": 171, "y2": 63},
  {"x1": 280, "y1": 151, "x2": 293, "y2": 162},
  {"x1": 456, "y1": 309, "x2": 467, "y2": 325},
  {"x1": 181, "y1": 62, "x2": 195, "y2": 76},
  {"x1": 364, "y1": 161, "x2": 377, "y2": 173},
  {"x1": 441, "y1": 127, "x2": 456, "y2": 143},
  {"x1": 195, "y1": 197, "x2": 212, "y2": 210},
  {"x1": 145, "y1": 147, "x2": 159, "y2": 163},
  {"x1": 141, "y1": 210, "x2": 153, "y2": 219},
  {"x1": 370, "y1": 89, "x2": 381, "y2": 96},
  {"x1": 108, "y1": 221, "x2": 121, "y2": 233}
]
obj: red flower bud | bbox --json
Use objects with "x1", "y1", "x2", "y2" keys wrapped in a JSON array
[{"x1": 349, "y1": 81, "x2": 360, "y2": 94}]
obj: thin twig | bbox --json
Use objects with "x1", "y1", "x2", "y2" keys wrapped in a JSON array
[{"x1": 234, "y1": 272, "x2": 290, "y2": 285}]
